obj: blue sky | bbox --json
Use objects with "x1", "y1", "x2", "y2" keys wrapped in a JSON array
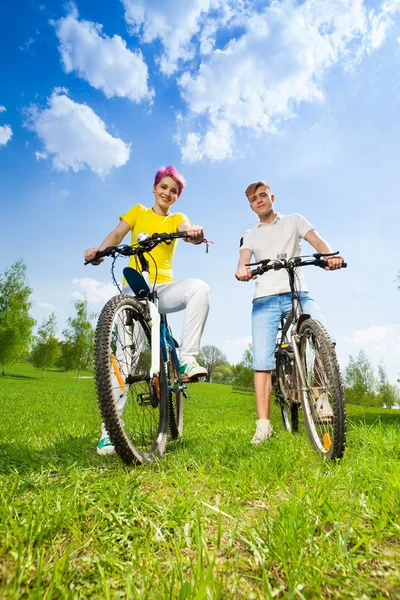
[{"x1": 1, "y1": 0, "x2": 400, "y2": 381}]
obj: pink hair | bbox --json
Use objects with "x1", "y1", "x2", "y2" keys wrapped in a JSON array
[{"x1": 153, "y1": 165, "x2": 186, "y2": 197}]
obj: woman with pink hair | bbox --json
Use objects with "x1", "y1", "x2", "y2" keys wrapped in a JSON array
[{"x1": 85, "y1": 165, "x2": 210, "y2": 455}]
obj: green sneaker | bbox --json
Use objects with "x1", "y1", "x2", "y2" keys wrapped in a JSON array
[
  {"x1": 180, "y1": 361, "x2": 207, "y2": 380},
  {"x1": 97, "y1": 436, "x2": 115, "y2": 455}
]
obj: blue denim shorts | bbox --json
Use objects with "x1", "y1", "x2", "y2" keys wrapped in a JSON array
[{"x1": 251, "y1": 292, "x2": 333, "y2": 371}]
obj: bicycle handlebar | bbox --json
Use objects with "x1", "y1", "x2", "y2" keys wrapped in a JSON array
[
  {"x1": 247, "y1": 253, "x2": 347, "y2": 277},
  {"x1": 84, "y1": 231, "x2": 189, "y2": 265}
]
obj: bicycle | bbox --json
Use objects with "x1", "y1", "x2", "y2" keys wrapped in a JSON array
[
  {"x1": 248, "y1": 252, "x2": 347, "y2": 460},
  {"x1": 85, "y1": 231, "x2": 192, "y2": 465}
]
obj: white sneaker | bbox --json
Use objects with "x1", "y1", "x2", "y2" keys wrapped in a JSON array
[
  {"x1": 314, "y1": 391, "x2": 333, "y2": 424},
  {"x1": 180, "y1": 361, "x2": 207, "y2": 380},
  {"x1": 251, "y1": 419, "x2": 273, "y2": 444},
  {"x1": 96, "y1": 435, "x2": 115, "y2": 455}
]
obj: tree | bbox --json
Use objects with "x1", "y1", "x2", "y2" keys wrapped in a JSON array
[
  {"x1": 212, "y1": 363, "x2": 233, "y2": 384},
  {"x1": 60, "y1": 299, "x2": 95, "y2": 381},
  {"x1": 0, "y1": 260, "x2": 35, "y2": 375},
  {"x1": 344, "y1": 350, "x2": 377, "y2": 406},
  {"x1": 31, "y1": 313, "x2": 60, "y2": 378},
  {"x1": 377, "y1": 363, "x2": 398, "y2": 408},
  {"x1": 232, "y1": 344, "x2": 254, "y2": 389},
  {"x1": 198, "y1": 345, "x2": 228, "y2": 382}
]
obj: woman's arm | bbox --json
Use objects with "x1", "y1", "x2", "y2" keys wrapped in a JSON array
[{"x1": 84, "y1": 219, "x2": 131, "y2": 265}]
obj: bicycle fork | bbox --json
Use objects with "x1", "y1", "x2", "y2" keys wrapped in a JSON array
[{"x1": 290, "y1": 331, "x2": 315, "y2": 424}]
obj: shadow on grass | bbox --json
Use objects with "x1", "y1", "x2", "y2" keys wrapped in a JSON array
[
  {"x1": 347, "y1": 406, "x2": 400, "y2": 427},
  {"x1": 0, "y1": 373, "x2": 39, "y2": 381},
  {"x1": 0, "y1": 434, "x2": 117, "y2": 475}
]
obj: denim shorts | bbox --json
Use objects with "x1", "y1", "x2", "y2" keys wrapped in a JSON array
[{"x1": 251, "y1": 292, "x2": 333, "y2": 371}]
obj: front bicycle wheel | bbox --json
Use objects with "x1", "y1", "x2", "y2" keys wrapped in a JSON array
[
  {"x1": 167, "y1": 345, "x2": 183, "y2": 439},
  {"x1": 298, "y1": 318, "x2": 346, "y2": 459},
  {"x1": 94, "y1": 295, "x2": 169, "y2": 465},
  {"x1": 276, "y1": 354, "x2": 299, "y2": 433}
]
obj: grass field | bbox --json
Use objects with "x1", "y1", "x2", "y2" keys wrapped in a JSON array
[{"x1": 0, "y1": 363, "x2": 399, "y2": 599}]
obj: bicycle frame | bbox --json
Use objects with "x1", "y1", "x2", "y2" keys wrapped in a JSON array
[
  {"x1": 273, "y1": 265, "x2": 311, "y2": 402},
  {"x1": 123, "y1": 265, "x2": 182, "y2": 380}
]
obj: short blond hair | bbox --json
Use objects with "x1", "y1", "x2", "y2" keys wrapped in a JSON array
[{"x1": 245, "y1": 180, "x2": 271, "y2": 200}]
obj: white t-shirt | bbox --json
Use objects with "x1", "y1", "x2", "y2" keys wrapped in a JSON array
[{"x1": 240, "y1": 212, "x2": 314, "y2": 299}]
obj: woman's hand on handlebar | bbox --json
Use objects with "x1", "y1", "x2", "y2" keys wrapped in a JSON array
[
  {"x1": 184, "y1": 224, "x2": 204, "y2": 244},
  {"x1": 84, "y1": 247, "x2": 104, "y2": 265}
]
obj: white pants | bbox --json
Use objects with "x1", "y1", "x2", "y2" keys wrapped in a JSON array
[{"x1": 122, "y1": 278, "x2": 210, "y2": 365}]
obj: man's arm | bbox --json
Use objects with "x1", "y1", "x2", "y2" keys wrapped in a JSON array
[
  {"x1": 305, "y1": 229, "x2": 344, "y2": 270},
  {"x1": 84, "y1": 219, "x2": 131, "y2": 265},
  {"x1": 178, "y1": 219, "x2": 205, "y2": 244},
  {"x1": 235, "y1": 248, "x2": 254, "y2": 281}
]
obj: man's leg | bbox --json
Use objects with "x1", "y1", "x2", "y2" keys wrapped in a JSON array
[
  {"x1": 298, "y1": 293, "x2": 335, "y2": 341},
  {"x1": 157, "y1": 279, "x2": 210, "y2": 379},
  {"x1": 251, "y1": 295, "x2": 282, "y2": 443},
  {"x1": 254, "y1": 370, "x2": 272, "y2": 419}
]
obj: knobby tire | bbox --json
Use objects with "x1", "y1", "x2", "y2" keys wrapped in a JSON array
[
  {"x1": 298, "y1": 318, "x2": 346, "y2": 460},
  {"x1": 167, "y1": 345, "x2": 183, "y2": 439},
  {"x1": 94, "y1": 295, "x2": 169, "y2": 465}
]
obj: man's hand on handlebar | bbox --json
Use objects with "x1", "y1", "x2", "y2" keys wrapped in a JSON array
[
  {"x1": 84, "y1": 247, "x2": 104, "y2": 265},
  {"x1": 235, "y1": 266, "x2": 254, "y2": 281},
  {"x1": 324, "y1": 255, "x2": 344, "y2": 271}
]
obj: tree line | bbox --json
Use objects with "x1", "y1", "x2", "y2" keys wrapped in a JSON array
[
  {"x1": 0, "y1": 260, "x2": 94, "y2": 380},
  {"x1": 1, "y1": 259, "x2": 399, "y2": 407}
]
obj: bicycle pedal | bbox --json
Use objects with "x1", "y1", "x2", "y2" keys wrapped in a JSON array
[{"x1": 181, "y1": 375, "x2": 199, "y2": 383}]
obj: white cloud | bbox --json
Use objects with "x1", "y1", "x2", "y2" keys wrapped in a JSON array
[
  {"x1": 0, "y1": 106, "x2": 6, "y2": 112},
  {"x1": 175, "y1": 0, "x2": 400, "y2": 162},
  {"x1": 72, "y1": 278, "x2": 117, "y2": 303},
  {"x1": 120, "y1": 0, "x2": 241, "y2": 75},
  {"x1": 54, "y1": 5, "x2": 153, "y2": 102},
  {"x1": 37, "y1": 302, "x2": 60, "y2": 312},
  {"x1": 343, "y1": 324, "x2": 400, "y2": 383},
  {"x1": 0, "y1": 125, "x2": 12, "y2": 146},
  {"x1": 28, "y1": 90, "x2": 131, "y2": 176},
  {"x1": 367, "y1": 0, "x2": 400, "y2": 51},
  {"x1": 227, "y1": 335, "x2": 252, "y2": 347},
  {"x1": 19, "y1": 36, "x2": 35, "y2": 53},
  {"x1": 35, "y1": 151, "x2": 48, "y2": 160},
  {"x1": 345, "y1": 324, "x2": 400, "y2": 350}
]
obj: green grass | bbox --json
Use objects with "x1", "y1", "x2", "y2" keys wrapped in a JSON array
[{"x1": 1, "y1": 363, "x2": 399, "y2": 599}]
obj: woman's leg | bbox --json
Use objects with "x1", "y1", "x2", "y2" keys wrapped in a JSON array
[{"x1": 156, "y1": 279, "x2": 210, "y2": 365}]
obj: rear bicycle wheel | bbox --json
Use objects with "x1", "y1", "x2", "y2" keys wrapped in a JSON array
[
  {"x1": 94, "y1": 295, "x2": 169, "y2": 465},
  {"x1": 298, "y1": 318, "x2": 346, "y2": 459},
  {"x1": 276, "y1": 354, "x2": 298, "y2": 433},
  {"x1": 167, "y1": 345, "x2": 183, "y2": 439}
]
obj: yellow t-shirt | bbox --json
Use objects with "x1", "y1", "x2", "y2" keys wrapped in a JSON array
[{"x1": 120, "y1": 204, "x2": 189, "y2": 283}]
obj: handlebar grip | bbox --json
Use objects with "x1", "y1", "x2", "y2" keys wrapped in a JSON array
[
  {"x1": 317, "y1": 259, "x2": 347, "y2": 269},
  {"x1": 151, "y1": 231, "x2": 188, "y2": 241},
  {"x1": 84, "y1": 247, "x2": 114, "y2": 265}
]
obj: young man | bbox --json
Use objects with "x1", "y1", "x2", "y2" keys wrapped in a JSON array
[
  {"x1": 235, "y1": 180, "x2": 344, "y2": 444},
  {"x1": 85, "y1": 165, "x2": 209, "y2": 455}
]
